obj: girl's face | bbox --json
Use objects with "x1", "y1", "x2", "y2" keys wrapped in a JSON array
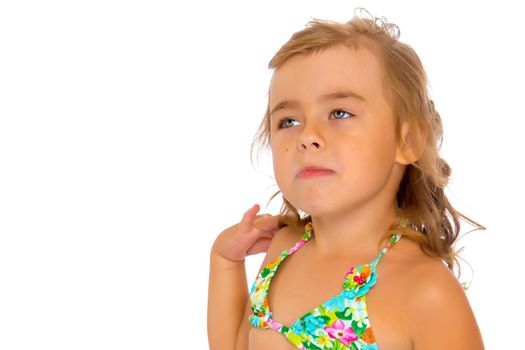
[{"x1": 269, "y1": 44, "x2": 407, "y2": 218}]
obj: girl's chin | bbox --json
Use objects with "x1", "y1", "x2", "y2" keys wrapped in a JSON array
[
  {"x1": 292, "y1": 205, "x2": 332, "y2": 218},
  {"x1": 284, "y1": 194, "x2": 345, "y2": 216}
]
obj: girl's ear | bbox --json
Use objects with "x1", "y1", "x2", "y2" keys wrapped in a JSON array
[{"x1": 395, "y1": 120, "x2": 428, "y2": 165}]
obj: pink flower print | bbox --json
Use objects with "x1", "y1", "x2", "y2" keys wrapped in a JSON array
[
  {"x1": 295, "y1": 240, "x2": 306, "y2": 249},
  {"x1": 267, "y1": 318, "x2": 283, "y2": 331},
  {"x1": 288, "y1": 240, "x2": 306, "y2": 254},
  {"x1": 324, "y1": 320, "x2": 358, "y2": 345},
  {"x1": 345, "y1": 267, "x2": 355, "y2": 278}
]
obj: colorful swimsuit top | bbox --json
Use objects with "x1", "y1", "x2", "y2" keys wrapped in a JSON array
[{"x1": 249, "y1": 222, "x2": 402, "y2": 350}]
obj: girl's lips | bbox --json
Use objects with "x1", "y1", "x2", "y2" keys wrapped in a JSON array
[{"x1": 296, "y1": 168, "x2": 335, "y2": 179}]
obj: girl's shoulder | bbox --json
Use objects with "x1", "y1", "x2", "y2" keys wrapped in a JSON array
[
  {"x1": 252, "y1": 222, "x2": 306, "y2": 276},
  {"x1": 401, "y1": 245, "x2": 469, "y2": 311},
  {"x1": 266, "y1": 223, "x2": 306, "y2": 259},
  {"x1": 387, "y1": 236, "x2": 465, "y2": 298},
  {"x1": 392, "y1": 236, "x2": 464, "y2": 291},
  {"x1": 388, "y1": 238, "x2": 482, "y2": 347}
]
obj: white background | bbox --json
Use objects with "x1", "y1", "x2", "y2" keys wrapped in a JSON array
[{"x1": 1, "y1": 0, "x2": 523, "y2": 348}]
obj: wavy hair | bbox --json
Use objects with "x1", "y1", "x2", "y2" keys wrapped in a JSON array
[{"x1": 250, "y1": 8, "x2": 485, "y2": 286}]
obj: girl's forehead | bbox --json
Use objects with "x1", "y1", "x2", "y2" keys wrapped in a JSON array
[{"x1": 269, "y1": 45, "x2": 386, "y2": 106}]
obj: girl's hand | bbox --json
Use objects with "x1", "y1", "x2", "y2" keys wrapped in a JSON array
[{"x1": 212, "y1": 204, "x2": 281, "y2": 263}]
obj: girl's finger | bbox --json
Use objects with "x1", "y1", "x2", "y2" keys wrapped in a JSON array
[
  {"x1": 253, "y1": 214, "x2": 281, "y2": 231},
  {"x1": 238, "y1": 204, "x2": 260, "y2": 231}
]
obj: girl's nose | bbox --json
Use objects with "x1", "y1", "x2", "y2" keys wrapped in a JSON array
[{"x1": 297, "y1": 122, "x2": 324, "y2": 151}]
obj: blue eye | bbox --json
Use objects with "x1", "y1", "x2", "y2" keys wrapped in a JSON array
[
  {"x1": 278, "y1": 118, "x2": 300, "y2": 129},
  {"x1": 277, "y1": 109, "x2": 354, "y2": 129},
  {"x1": 331, "y1": 110, "x2": 354, "y2": 119}
]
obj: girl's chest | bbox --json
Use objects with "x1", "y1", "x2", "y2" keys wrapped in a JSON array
[{"x1": 248, "y1": 250, "x2": 414, "y2": 349}]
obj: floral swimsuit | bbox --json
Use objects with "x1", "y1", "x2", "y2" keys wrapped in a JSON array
[{"x1": 249, "y1": 222, "x2": 402, "y2": 350}]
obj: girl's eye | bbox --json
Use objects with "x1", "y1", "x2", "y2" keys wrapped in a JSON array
[
  {"x1": 278, "y1": 118, "x2": 300, "y2": 129},
  {"x1": 277, "y1": 109, "x2": 354, "y2": 129},
  {"x1": 331, "y1": 109, "x2": 354, "y2": 120}
]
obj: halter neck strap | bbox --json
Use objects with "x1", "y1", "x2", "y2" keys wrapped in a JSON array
[{"x1": 371, "y1": 232, "x2": 402, "y2": 268}]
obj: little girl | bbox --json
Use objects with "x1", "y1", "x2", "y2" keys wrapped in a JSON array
[{"x1": 208, "y1": 9, "x2": 485, "y2": 350}]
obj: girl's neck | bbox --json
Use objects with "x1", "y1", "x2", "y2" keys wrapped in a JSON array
[{"x1": 308, "y1": 205, "x2": 402, "y2": 261}]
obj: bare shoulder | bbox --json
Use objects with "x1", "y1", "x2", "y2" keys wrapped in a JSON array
[
  {"x1": 261, "y1": 221, "x2": 306, "y2": 265},
  {"x1": 397, "y1": 242, "x2": 485, "y2": 349}
]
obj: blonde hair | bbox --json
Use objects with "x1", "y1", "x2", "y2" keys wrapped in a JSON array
[{"x1": 250, "y1": 8, "x2": 485, "y2": 284}]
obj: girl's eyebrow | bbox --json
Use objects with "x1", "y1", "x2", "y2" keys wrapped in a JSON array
[{"x1": 270, "y1": 90, "x2": 367, "y2": 116}]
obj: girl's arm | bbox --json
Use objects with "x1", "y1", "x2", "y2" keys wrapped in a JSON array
[
  {"x1": 207, "y1": 248, "x2": 249, "y2": 350},
  {"x1": 207, "y1": 206, "x2": 280, "y2": 350}
]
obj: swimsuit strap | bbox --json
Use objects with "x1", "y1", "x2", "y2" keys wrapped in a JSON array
[
  {"x1": 277, "y1": 222, "x2": 313, "y2": 259},
  {"x1": 371, "y1": 232, "x2": 402, "y2": 268}
]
